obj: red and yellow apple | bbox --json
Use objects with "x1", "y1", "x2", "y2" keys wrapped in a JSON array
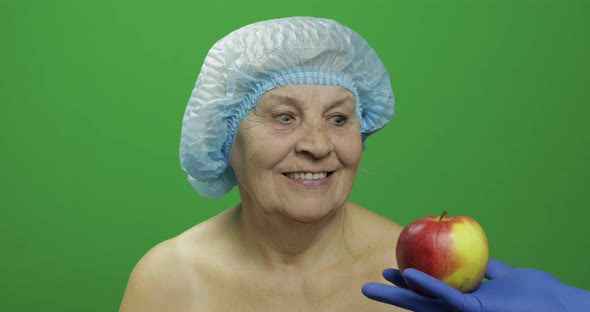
[{"x1": 395, "y1": 211, "x2": 489, "y2": 295}]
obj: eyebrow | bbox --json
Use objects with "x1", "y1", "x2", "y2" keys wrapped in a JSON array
[
  {"x1": 260, "y1": 93, "x2": 355, "y2": 110},
  {"x1": 326, "y1": 94, "x2": 355, "y2": 111},
  {"x1": 261, "y1": 94, "x2": 300, "y2": 106}
]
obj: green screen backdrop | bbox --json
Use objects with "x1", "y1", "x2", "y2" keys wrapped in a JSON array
[{"x1": 2, "y1": 1, "x2": 589, "y2": 311}]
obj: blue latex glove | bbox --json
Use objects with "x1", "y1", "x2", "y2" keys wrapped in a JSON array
[{"x1": 362, "y1": 257, "x2": 590, "y2": 311}]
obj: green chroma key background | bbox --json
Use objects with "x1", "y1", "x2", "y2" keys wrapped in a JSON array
[{"x1": 2, "y1": 0, "x2": 589, "y2": 311}]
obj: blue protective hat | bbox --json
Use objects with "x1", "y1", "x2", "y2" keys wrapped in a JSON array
[{"x1": 180, "y1": 16, "x2": 394, "y2": 199}]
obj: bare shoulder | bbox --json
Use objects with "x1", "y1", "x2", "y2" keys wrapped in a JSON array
[
  {"x1": 347, "y1": 201, "x2": 403, "y2": 236},
  {"x1": 119, "y1": 207, "x2": 239, "y2": 312},
  {"x1": 118, "y1": 235, "x2": 197, "y2": 311},
  {"x1": 346, "y1": 201, "x2": 404, "y2": 267}
]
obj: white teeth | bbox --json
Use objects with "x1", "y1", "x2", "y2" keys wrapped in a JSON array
[{"x1": 287, "y1": 172, "x2": 328, "y2": 180}]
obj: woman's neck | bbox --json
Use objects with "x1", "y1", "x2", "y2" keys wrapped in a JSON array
[{"x1": 235, "y1": 201, "x2": 354, "y2": 272}]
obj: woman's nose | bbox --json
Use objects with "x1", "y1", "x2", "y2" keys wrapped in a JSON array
[{"x1": 294, "y1": 121, "x2": 334, "y2": 159}]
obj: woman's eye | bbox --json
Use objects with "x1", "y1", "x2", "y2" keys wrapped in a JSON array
[
  {"x1": 275, "y1": 113, "x2": 294, "y2": 124},
  {"x1": 330, "y1": 115, "x2": 347, "y2": 125}
]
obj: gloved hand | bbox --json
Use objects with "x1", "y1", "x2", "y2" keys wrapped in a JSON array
[{"x1": 362, "y1": 257, "x2": 590, "y2": 312}]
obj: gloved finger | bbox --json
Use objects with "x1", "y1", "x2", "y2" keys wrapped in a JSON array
[
  {"x1": 402, "y1": 268, "x2": 466, "y2": 310},
  {"x1": 484, "y1": 257, "x2": 514, "y2": 280},
  {"x1": 382, "y1": 268, "x2": 409, "y2": 288},
  {"x1": 362, "y1": 282, "x2": 448, "y2": 312}
]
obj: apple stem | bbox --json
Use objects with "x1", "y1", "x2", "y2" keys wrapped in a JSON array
[{"x1": 439, "y1": 210, "x2": 448, "y2": 222}]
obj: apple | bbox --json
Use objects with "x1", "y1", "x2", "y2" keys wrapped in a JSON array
[{"x1": 395, "y1": 211, "x2": 489, "y2": 296}]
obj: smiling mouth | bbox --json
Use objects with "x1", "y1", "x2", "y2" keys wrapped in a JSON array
[{"x1": 284, "y1": 172, "x2": 333, "y2": 180}]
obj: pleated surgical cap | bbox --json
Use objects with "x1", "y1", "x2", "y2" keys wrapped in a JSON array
[{"x1": 180, "y1": 16, "x2": 395, "y2": 199}]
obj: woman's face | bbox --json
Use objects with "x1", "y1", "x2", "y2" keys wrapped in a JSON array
[{"x1": 229, "y1": 84, "x2": 362, "y2": 222}]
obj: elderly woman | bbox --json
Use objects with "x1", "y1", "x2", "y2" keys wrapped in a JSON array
[
  {"x1": 119, "y1": 16, "x2": 590, "y2": 312},
  {"x1": 119, "y1": 16, "x2": 405, "y2": 311}
]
